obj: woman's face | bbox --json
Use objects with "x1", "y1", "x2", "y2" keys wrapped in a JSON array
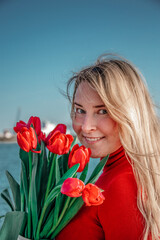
[{"x1": 72, "y1": 81, "x2": 121, "y2": 158}]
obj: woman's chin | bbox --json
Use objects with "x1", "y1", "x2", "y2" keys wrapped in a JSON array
[{"x1": 90, "y1": 152, "x2": 103, "y2": 159}]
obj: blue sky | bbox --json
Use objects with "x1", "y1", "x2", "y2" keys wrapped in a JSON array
[{"x1": 0, "y1": 0, "x2": 160, "y2": 133}]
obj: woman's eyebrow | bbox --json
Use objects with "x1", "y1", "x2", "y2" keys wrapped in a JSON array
[
  {"x1": 94, "y1": 105, "x2": 106, "y2": 108},
  {"x1": 74, "y1": 102, "x2": 83, "y2": 107},
  {"x1": 74, "y1": 102, "x2": 105, "y2": 108}
]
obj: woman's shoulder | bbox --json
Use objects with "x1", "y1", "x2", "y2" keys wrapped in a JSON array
[
  {"x1": 96, "y1": 156, "x2": 135, "y2": 191},
  {"x1": 97, "y1": 170, "x2": 144, "y2": 240},
  {"x1": 105, "y1": 171, "x2": 137, "y2": 198}
]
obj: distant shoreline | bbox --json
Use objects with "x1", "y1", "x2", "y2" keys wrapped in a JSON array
[
  {"x1": 0, "y1": 137, "x2": 17, "y2": 144},
  {"x1": 0, "y1": 141, "x2": 17, "y2": 144},
  {"x1": 0, "y1": 128, "x2": 17, "y2": 144}
]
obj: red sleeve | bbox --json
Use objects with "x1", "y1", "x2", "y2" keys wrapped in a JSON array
[{"x1": 98, "y1": 173, "x2": 145, "y2": 240}]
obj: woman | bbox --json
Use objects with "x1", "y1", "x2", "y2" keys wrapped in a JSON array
[{"x1": 56, "y1": 54, "x2": 160, "y2": 239}]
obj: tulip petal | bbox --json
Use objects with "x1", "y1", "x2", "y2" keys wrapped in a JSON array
[
  {"x1": 61, "y1": 178, "x2": 85, "y2": 197},
  {"x1": 68, "y1": 145, "x2": 91, "y2": 172},
  {"x1": 45, "y1": 124, "x2": 67, "y2": 145},
  {"x1": 27, "y1": 116, "x2": 41, "y2": 136},
  {"x1": 82, "y1": 183, "x2": 105, "y2": 206},
  {"x1": 29, "y1": 127, "x2": 37, "y2": 150},
  {"x1": 47, "y1": 132, "x2": 73, "y2": 155},
  {"x1": 55, "y1": 124, "x2": 67, "y2": 134},
  {"x1": 13, "y1": 120, "x2": 27, "y2": 133},
  {"x1": 17, "y1": 132, "x2": 31, "y2": 152}
]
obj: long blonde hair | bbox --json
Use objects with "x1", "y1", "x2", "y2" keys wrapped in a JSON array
[{"x1": 67, "y1": 54, "x2": 160, "y2": 240}]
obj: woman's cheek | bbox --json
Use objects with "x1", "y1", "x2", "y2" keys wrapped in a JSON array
[{"x1": 72, "y1": 121, "x2": 80, "y2": 135}]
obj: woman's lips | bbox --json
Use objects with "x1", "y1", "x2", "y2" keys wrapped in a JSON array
[{"x1": 83, "y1": 136, "x2": 104, "y2": 143}]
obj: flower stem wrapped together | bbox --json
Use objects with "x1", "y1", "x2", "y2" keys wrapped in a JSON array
[{"x1": 0, "y1": 116, "x2": 109, "y2": 240}]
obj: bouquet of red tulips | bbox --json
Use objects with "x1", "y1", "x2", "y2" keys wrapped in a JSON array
[{"x1": 0, "y1": 116, "x2": 108, "y2": 240}]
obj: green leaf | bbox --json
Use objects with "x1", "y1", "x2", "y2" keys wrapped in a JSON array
[
  {"x1": 53, "y1": 193, "x2": 61, "y2": 226},
  {"x1": 30, "y1": 152, "x2": 39, "y2": 238},
  {"x1": 20, "y1": 171, "x2": 25, "y2": 211},
  {"x1": 45, "y1": 164, "x2": 80, "y2": 206},
  {"x1": 70, "y1": 136, "x2": 77, "y2": 150},
  {"x1": 0, "y1": 189, "x2": 14, "y2": 211},
  {"x1": 21, "y1": 160, "x2": 29, "y2": 206},
  {"x1": 20, "y1": 148, "x2": 29, "y2": 209},
  {"x1": 35, "y1": 186, "x2": 60, "y2": 239},
  {"x1": 79, "y1": 163, "x2": 89, "y2": 182},
  {"x1": 55, "y1": 156, "x2": 60, "y2": 185},
  {"x1": 36, "y1": 141, "x2": 48, "y2": 208},
  {"x1": 19, "y1": 149, "x2": 29, "y2": 172},
  {"x1": 45, "y1": 185, "x2": 61, "y2": 206},
  {"x1": 56, "y1": 163, "x2": 80, "y2": 186},
  {"x1": 46, "y1": 195, "x2": 71, "y2": 238},
  {"x1": 40, "y1": 164, "x2": 81, "y2": 237},
  {"x1": 51, "y1": 197, "x2": 84, "y2": 238},
  {"x1": 58, "y1": 153, "x2": 69, "y2": 178},
  {"x1": 0, "y1": 211, "x2": 27, "y2": 240},
  {"x1": 6, "y1": 171, "x2": 21, "y2": 211},
  {"x1": 39, "y1": 207, "x2": 55, "y2": 237},
  {"x1": 86, "y1": 155, "x2": 109, "y2": 184}
]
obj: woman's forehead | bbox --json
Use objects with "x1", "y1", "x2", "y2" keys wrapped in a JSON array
[{"x1": 74, "y1": 81, "x2": 104, "y2": 106}]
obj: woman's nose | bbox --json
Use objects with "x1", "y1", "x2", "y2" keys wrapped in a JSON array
[{"x1": 81, "y1": 115, "x2": 96, "y2": 133}]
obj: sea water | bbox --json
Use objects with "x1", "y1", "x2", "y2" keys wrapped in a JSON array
[
  {"x1": 0, "y1": 143, "x2": 100, "y2": 228},
  {"x1": 0, "y1": 143, "x2": 20, "y2": 227}
]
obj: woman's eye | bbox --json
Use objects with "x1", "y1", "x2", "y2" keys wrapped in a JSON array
[
  {"x1": 75, "y1": 108, "x2": 85, "y2": 114},
  {"x1": 98, "y1": 109, "x2": 108, "y2": 114}
]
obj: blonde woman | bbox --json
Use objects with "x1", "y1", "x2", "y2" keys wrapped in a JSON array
[{"x1": 56, "y1": 54, "x2": 160, "y2": 240}]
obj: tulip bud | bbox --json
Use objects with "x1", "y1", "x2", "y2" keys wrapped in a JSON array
[
  {"x1": 27, "y1": 116, "x2": 45, "y2": 144},
  {"x1": 47, "y1": 131, "x2": 73, "y2": 155},
  {"x1": 44, "y1": 124, "x2": 67, "y2": 145},
  {"x1": 82, "y1": 183, "x2": 105, "y2": 206},
  {"x1": 14, "y1": 120, "x2": 27, "y2": 133},
  {"x1": 17, "y1": 127, "x2": 40, "y2": 153},
  {"x1": 61, "y1": 178, "x2": 85, "y2": 197},
  {"x1": 27, "y1": 116, "x2": 41, "y2": 136},
  {"x1": 14, "y1": 116, "x2": 44, "y2": 144},
  {"x1": 68, "y1": 144, "x2": 91, "y2": 172}
]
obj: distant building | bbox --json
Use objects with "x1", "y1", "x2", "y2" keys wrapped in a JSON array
[
  {"x1": 0, "y1": 129, "x2": 16, "y2": 142},
  {"x1": 41, "y1": 121, "x2": 56, "y2": 135}
]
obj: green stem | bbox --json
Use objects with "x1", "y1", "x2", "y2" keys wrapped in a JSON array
[
  {"x1": 47, "y1": 196, "x2": 71, "y2": 238},
  {"x1": 20, "y1": 184, "x2": 25, "y2": 211},
  {"x1": 20, "y1": 170, "x2": 25, "y2": 211},
  {"x1": 44, "y1": 153, "x2": 57, "y2": 202},
  {"x1": 36, "y1": 186, "x2": 61, "y2": 239},
  {"x1": 68, "y1": 196, "x2": 77, "y2": 208},
  {"x1": 51, "y1": 198, "x2": 84, "y2": 238},
  {"x1": 36, "y1": 153, "x2": 57, "y2": 239},
  {"x1": 36, "y1": 203, "x2": 48, "y2": 239},
  {"x1": 28, "y1": 151, "x2": 32, "y2": 238},
  {"x1": 48, "y1": 150, "x2": 51, "y2": 162}
]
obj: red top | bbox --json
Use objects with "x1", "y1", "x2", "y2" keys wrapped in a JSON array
[{"x1": 56, "y1": 146, "x2": 145, "y2": 240}]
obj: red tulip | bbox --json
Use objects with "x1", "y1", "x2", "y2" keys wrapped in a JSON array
[
  {"x1": 46, "y1": 131, "x2": 73, "y2": 155},
  {"x1": 82, "y1": 183, "x2": 105, "y2": 206},
  {"x1": 61, "y1": 178, "x2": 85, "y2": 197},
  {"x1": 14, "y1": 120, "x2": 27, "y2": 133},
  {"x1": 44, "y1": 124, "x2": 67, "y2": 145},
  {"x1": 17, "y1": 127, "x2": 40, "y2": 153},
  {"x1": 14, "y1": 116, "x2": 44, "y2": 144},
  {"x1": 27, "y1": 116, "x2": 45, "y2": 144},
  {"x1": 27, "y1": 116, "x2": 41, "y2": 136},
  {"x1": 68, "y1": 144, "x2": 91, "y2": 172}
]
